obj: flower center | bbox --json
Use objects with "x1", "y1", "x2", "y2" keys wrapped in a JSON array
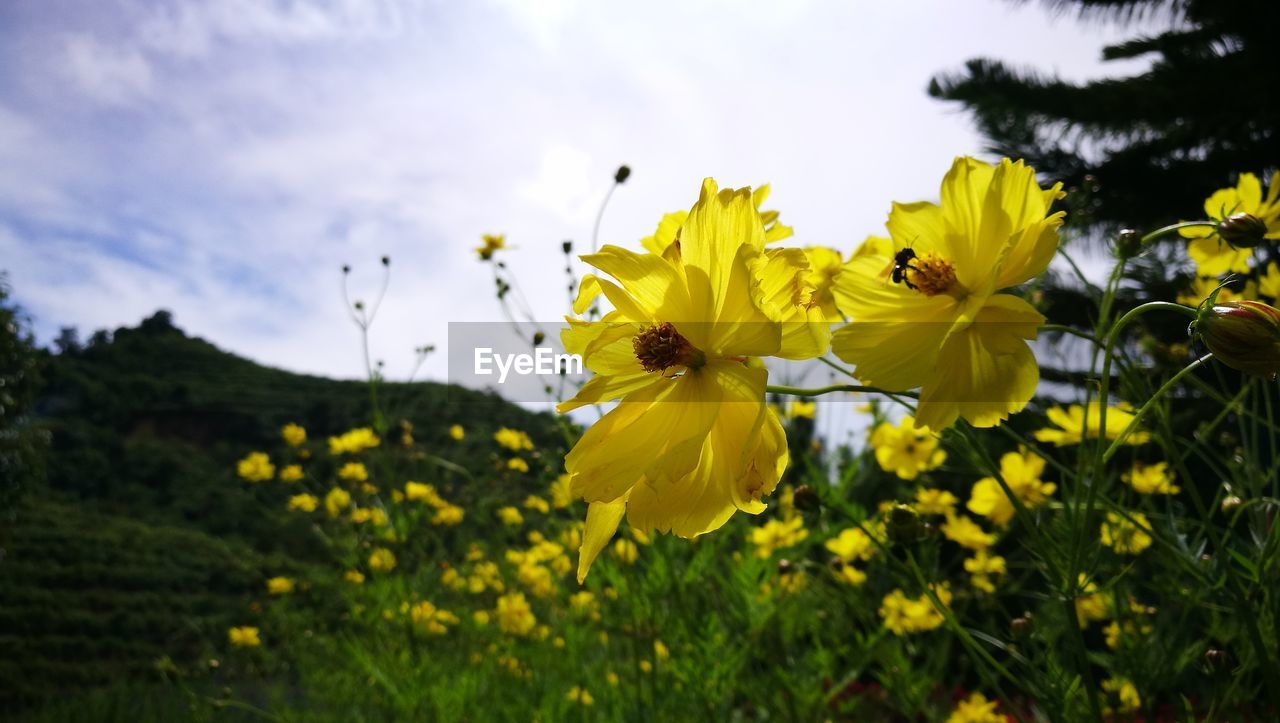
[
  {"x1": 633, "y1": 322, "x2": 704, "y2": 373},
  {"x1": 904, "y1": 254, "x2": 958, "y2": 297}
]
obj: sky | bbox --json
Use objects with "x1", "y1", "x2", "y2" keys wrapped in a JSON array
[{"x1": 1, "y1": 0, "x2": 1164, "y2": 401}]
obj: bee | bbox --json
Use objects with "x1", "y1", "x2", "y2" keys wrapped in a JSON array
[{"x1": 880, "y1": 247, "x2": 920, "y2": 290}]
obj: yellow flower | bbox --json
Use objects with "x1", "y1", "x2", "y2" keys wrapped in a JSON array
[
  {"x1": 278, "y1": 464, "x2": 303, "y2": 482},
  {"x1": 566, "y1": 686, "x2": 594, "y2": 706},
  {"x1": 324, "y1": 488, "x2": 351, "y2": 517},
  {"x1": 549, "y1": 474, "x2": 574, "y2": 509},
  {"x1": 606, "y1": 671, "x2": 620, "y2": 686},
  {"x1": 638, "y1": 183, "x2": 793, "y2": 256},
  {"x1": 227, "y1": 626, "x2": 260, "y2": 648},
  {"x1": 281, "y1": 423, "x2": 307, "y2": 447},
  {"x1": 338, "y1": 462, "x2": 368, "y2": 482},
  {"x1": 472, "y1": 610, "x2": 490, "y2": 626},
  {"x1": 1179, "y1": 172, "x2": 1280, "y2": 275},
  {"x1": 328, "y1": 427, "x2": 380, "y2": 455},
  {"x1": 344, "y1": 569, "x2": 365, "y2": 585},
  {"x1": 1177, "y1": 276, "x2": 1257, "y2": 306},
  {"x1": 368, "y1": 547, "x2": 397, "y2": 572},
  {"x1": 476, "y1": 233, "x2": 507, "y2": 260},
  {"x1": 639, "y1": 660, "x2": 653, "y2": 673},
  {"x1": 1033, "y1": 402, "x2": 1150, "y2": 446},
  {"x1": 868, "y1": 416, "x2": 946, "y2": 480},
  {"x1": 409, "y1": 600, "x2": 456, "y2": 635},
  {"x1": 750, "y1": 517, "x2": 808, "y2": 558},
  {"x1": 266, "y1": 576, "x2": 295, "y2": 595},
  {"x1": 523, "y1": 495, "x2": 550, "y2": 514},
  {"x1": 612, "y1": 538, "x2": 639, "y2": 565},
  {"x1": 494, "y1": 427, "x2": 533, "y2": 452},
  {"x1": 964, "y1": 550, "x2": 1006, "y2": 593},
  {"x1": 560, "y1": 179, "x2": 826, "y2": 582},
  {"x1": 1260, "y1": 263, "x2": 1280, "y2": 300},
  {"x1": 825, "y1": 527, "x2": 875, "y2": 563},
  {"x1": 832, "y1": 157, "x2": 1063, "y2": 429},
  {"x1": 350, "y1": 507, "x2": 388, "y2": 526},
  {"x1": 834, "y1": 564, "x2": 867, "y2": 586},
  {"x1": 431, "y1": 504, "x2": 465, "y2": 526},
  {"x1": 913, "y1": 488, "x2": 958, "y2": 516},
  {"x1": 879, "y1": 585, "x2": 952, "y2": 636},
  {"x1": 287, "y1": 493, "x2": 318, "y2": 513},
  {"x1": 654, "y1": 640, "x2": 670, "y2": 661},
  {"x1": 569, "y1": 590, "x2": 597, "y2": 614},
  {"x1": 1124, "y1": 461, "x2": 1179, "y2": 495},
  {"x1": 1075, "y1": 574, "x2": 1109, "y2": 628},
  {"x1": 497, "y1": 506, "x2": 524, "y2": 527},
  {"x1": 946, "y1": 692, "x2": 1005, "y2": 723},
  {"x1": 787, "y1": 400, "x2": 816, "y2": 420},
  {"x1": 1102, "y1": 677, "x2": 1141, "y2": 714},
  {"x1": 802, "y1": 246, "x2": 846, "y2": 322},
  {"x1": 966, "y1": 448, "x2": 1055, "y2": 527},
  {"x1": 1100, "y1": 511, "x2": 1153, "y2": 555},
  {"x1": 237, "y1": 452, "x2": 275, "y2": 482},
  {"x1": 941, "y1": 514, "x2": 997, "y2": 551},
  {"x1": 507, "y1": 457, "x2": 530, "y2": 473},
  {"x1": 495, "y1": 592, "x2": 537, "y2": 636},
  {"x1": 449, "y1": 424, "x2": 465, "y2": 440},
  {"x1": 405, "y1": 481, "x2": 444, "y2": 506}
]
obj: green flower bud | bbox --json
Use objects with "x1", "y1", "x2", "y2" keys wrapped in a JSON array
[
  {"x1": 1217, "y1": 212, "x2": 1268, "y2": 249},
  {"x1": 1191, "y1": 299, "x2": 1280, "y2": 380},
  {"x1": 614, "y1": 165, "x2": 631, "y2": 184}
]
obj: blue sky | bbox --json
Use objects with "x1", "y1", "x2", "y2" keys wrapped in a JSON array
[{"x1": 2, "y1": 0, "x2": 1161, "y2": 396}]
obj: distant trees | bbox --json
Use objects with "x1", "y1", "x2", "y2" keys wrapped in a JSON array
[{"x1": 0, "y1": 273, "x2": 48, "y2": 511}]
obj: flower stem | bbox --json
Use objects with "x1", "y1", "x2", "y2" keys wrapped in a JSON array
[
  {"x1": 1101, "y1": 354, "x2": 1211, "y2": 462},
  {"x1": 1139, "y1": 220, "x2": 1216, "y2": 244},
  {"x1": 765, "y1": 383, "x2": 918, "y2": 399}
]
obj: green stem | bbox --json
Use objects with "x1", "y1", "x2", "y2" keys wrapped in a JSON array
[
  {"x1": 765, "y1": 383, "x2": 918, "y2": 399},
  {"x1": 1139, "y1": 221, "x2": 1216, "y2": 243},
  {"x1": 1102, "y1": 354, "x2": 1211, "y2": 463}
]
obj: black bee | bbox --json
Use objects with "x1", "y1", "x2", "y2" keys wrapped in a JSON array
[{"x1": 881, "y1": 247, "x2": 919, "y2": 290}]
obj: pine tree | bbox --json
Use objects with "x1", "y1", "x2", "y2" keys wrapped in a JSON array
[{"x1": 929, "y1": 0, "x2": 1280, "y2": 235}]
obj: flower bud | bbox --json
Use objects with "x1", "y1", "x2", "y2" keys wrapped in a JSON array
[
  {"x1": 381, "y1": 255, "x2": 391, "y2": 266},
  {"x1": 776, "y1": 558, "x2": 793, "y2": 575},
  {"x1": 886, "y1": 504, "x2": 923, "y2": 544},
  {"x1": 533, "y1": 331, "x2": 546, "y2": 346},
  {"x1": 793, "y1": 484, "x2": 821, "y2": 513},
  {"x1": 1191, "y1": 299, "x2": 1280, "y2": 380},
  {"x1": 1217, "y1": 213, "x2": 1268, "y2": 249},
  {"x1": 1010, "y1": 614, "x2": 1034, "y2": 641},
  {"x1": 614, "y1": 165, "x2": 631, "y2": 184},
  {"x1": 1114, "y1": 228, "x2": 1142, "y2": 259},
  {"x1": 562, "y1": 240, "x2": 573, "y2": 255}
]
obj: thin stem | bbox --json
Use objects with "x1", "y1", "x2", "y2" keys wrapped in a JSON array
[
  {"x1": 1102, "y1": 354, "x2": 1211, "y2": 462},
  {"x1": 1139, "y1": 220, "x2": 1216, "y2": 244},
  {"x1": 765, "y1": 383, "x2": 918, "y2": 399},
  {"x1": 591, "y1": 181, "x2": 619, "y2": 255}
]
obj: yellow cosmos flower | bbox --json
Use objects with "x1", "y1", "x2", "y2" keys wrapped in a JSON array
[
  {"x1": 787, "y1": 399, "x2": 816, "y2": 419},
  {"x1": 832, "y1": 157, "x2": 1064, "y2": 429},
  {"x1": 639, "y1": 183, "x2": 793, "y2": 256},
  {"x1": 507, "y1": 457, "x2": 530, "y2": 473},
  {"x1": 430, "y1": 504, "x2": 463, "y2": 525},
  {"x1": 549, "y1": 474, "x2": 574, "y2": 509},
  {"x1": 344, "y1": 569, "x2": 365, "y2": 585},
  {"x1": 946, "y1": 692, "x2": 1005, "y2": 723},
  {"x1": 801, "y1": 246, "x2": 846, "y2": 322},
  {"x1": 368, "y1": 547, "x2": 396, "y2": 572},
  {"x1": 1124, "y1": 461, "x2": 1179, "y2": 495},
  {"x1": 913, "y1": 488, "x2": 958, "y2": 516},
  {"x1": 227, "y1": 626, "x2": 260, "y2": 648},
  {"x1": 475, "y1": 233, "x2": 507, "y2": 260},
  {"x1": 1177, "y1": 276, "x2": 1256, "y2": 306},
  {"x1": 404, "y1": 481, "x2": 444, "y2": 506},
  {"x1": 1259, "y1": 263, "x2": 1280, "y2": 300},
  {"x1": 338, "y1": 462, "x2": 368, "y2": 482},
  {"x1": 612, "y1": 538, "x2": 639, "y2": 565},
  {"x1": 941, "y1": 514, "x2": 997, "y2": 551},
  {"x1": 824, "y1": 527, "x2": 875, "y2": 563},
  {"x1": 281, "y1": 423, "x2": 307, "y2": 447},
  {"x1": 1033, "y1": 402, "x2": 1150, "y2": 446},
  {"x1": 1075, "y1": 574, "x2": 1109, "y2": 628},
  {"x1": 566, "y1": 686, "x2": 595, "y2": 706},
  {"x1": 448, "y1": 424, "x2": 465, "y2": 440},
  {"x1": 1102, "y1": 677, "x2": 1142, "y2": 715},
  {"x1": 494, "y1": 427, "x2": 533, "y2": 452},
  {"x1": 266, "y1": 577, "x2": 295, "y2": 595},
  {"x1": 497, "y1": 506, "x2": 523, "y2": 526},
  {"x1": 1100, "y1": 511, "x2": 1153, "y2": 555},
  {"x1": 237, "y1": 452, "x2": 274, "y2": 482},
  {"x1": 523, "y1": 495, "x2": 550, "y2": 513},
  {"x1": 1179, "y1": 171, "x2": 1280, "y2": 275},
  {"x1": 879, "y1": 585, "x2": 952, "y2": 636},
  {"x1": 495, "y1": 592, "x2": 537, "y2": 636},
  {"x1": 277, "y1": 464, "x2": 303, "y2": 482},
  {"x1": 964, "y1": 550, "x2": 1006, "y2": 593},
  {"x1": 324, "y1": 487, "x2": 351, "y2": 517},
  {"x1": 328, "y1": 427, "x2": 380, "y2": 455},
  {"x1": 966, "y1": 448, "x2": 1056, "y2": 527},
  {"x1": 868, "y1": 416, "x2": 946, "y2": 480},
  {"x1": 750, "y1": 517, "x2": 808, "y2": 558},
  {"x1": 560, "y1": 179, "x2": 828, "y2": 582},
  {"x1": 287, "y1": 493, "x2": 318, "y2": 513}
]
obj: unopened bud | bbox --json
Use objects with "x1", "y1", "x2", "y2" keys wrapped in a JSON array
[
  {"x1": 1217, "y1": 213, "x2": 1268, "y2": 249},
  {"x1": 1204, "y1": 648, "x2": 1232, "y2": 672},
  {"x1": 562, "y1": 240, "x2": 573, "y2": 255},
  {"x1": 1191, "y1": 299, "x2": 1280, "y2": 380},
  {"x1": 381, "y1": 255, "x2": 390, "y2": 266},
  {"x1": 886, "y1": 504, "x2": 922, "y2": 544},
  {"x1": 777, "y1": 559, "x2": 793, "y2": 575},
  {"x1": 614, "y1": 165, "x2": 631, "y2": 184},
  {"x1": 828, "y1": 556, "x2": 845, "y2": 571},
  {"x1": 1222, "y1": 495, "x2": 1243, "y2": 512},
  {"x1": 1114, "y1": 228, "x2": 1142, "y2": 258},
  {"x1": 533, "y1": 331, "x2": 545, "y2": 346},
  {"x1": 1011, "y1": 615, "x2": 1034, "y2": 640},
  {"x1": 793, "y1": 484, "x2": 820, "y2": 512},
  {"x1": 342, "y1": 264, "x2": 351, "y2": 274}
]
